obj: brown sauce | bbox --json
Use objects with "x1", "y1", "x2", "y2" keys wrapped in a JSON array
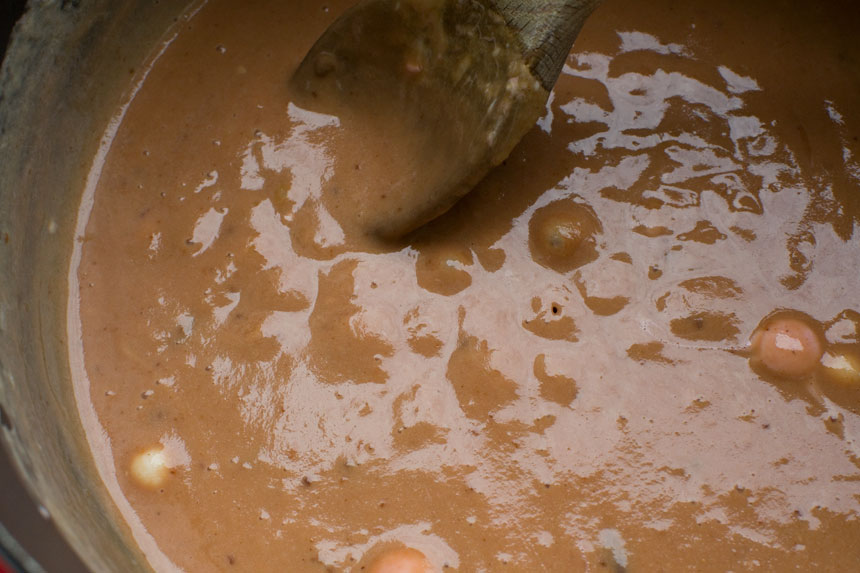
[{"x1": 68, "y1": 0, "x2": 860, "y2": 570}]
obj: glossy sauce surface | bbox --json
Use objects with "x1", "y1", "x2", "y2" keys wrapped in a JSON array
[{"x1": 69, "y1": 0, "x2": 860, "y2": 570}]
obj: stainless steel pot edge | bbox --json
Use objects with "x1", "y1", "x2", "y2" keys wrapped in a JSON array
[
  {"x1": 0, "y1": 520, "x2": 44, "y2": 573},
  {"x1": 0, "y1": 2, "x2": 193, "y2": 571}
]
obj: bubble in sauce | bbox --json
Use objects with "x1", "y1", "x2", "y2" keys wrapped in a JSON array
[
  {"x1": 528, "y1": 200, "x2": 601, "y2": 273},
  {"x1": 367, "y1": 547, "x2": 435, "y2": 573},
  {"x1": 130, "y1": 447, "x2": 169, "y2": 488},
  {"x1": 749, "y1": 312, "x2": 824, "y2": 378}
]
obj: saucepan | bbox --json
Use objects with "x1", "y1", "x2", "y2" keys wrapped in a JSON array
[{"x1": 1, "y1": 1, "x2": 858, "y2": 572}]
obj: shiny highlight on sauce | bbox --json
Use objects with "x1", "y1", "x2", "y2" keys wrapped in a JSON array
[{"x1": 68, "y1": 0, "x2": 860, "y2": 570}]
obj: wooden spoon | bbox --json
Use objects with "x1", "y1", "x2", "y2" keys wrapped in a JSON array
[{"x1": 291, "y1": 0, "x2": 601, "y2": 239}]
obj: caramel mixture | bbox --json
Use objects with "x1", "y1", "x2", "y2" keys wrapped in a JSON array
[{"x1": 68, "y1": 0, "x2": 860, "y2": 571}]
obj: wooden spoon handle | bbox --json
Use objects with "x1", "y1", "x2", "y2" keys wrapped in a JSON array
[{"x1": 490, "y1": 0, "x2": 602, "y2": 91}]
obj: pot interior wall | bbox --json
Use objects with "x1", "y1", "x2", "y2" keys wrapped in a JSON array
[{"x1": 0, "y1": 1, "x2": 192, "y2": 570}]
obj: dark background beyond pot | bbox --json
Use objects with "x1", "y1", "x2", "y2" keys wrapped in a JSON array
[
  {"x1": 0, "y1": 457, "x2": 88, "y2": 573},
  {"x1": 0, "y1": 1, "x2": 26, "y2": 56}
]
